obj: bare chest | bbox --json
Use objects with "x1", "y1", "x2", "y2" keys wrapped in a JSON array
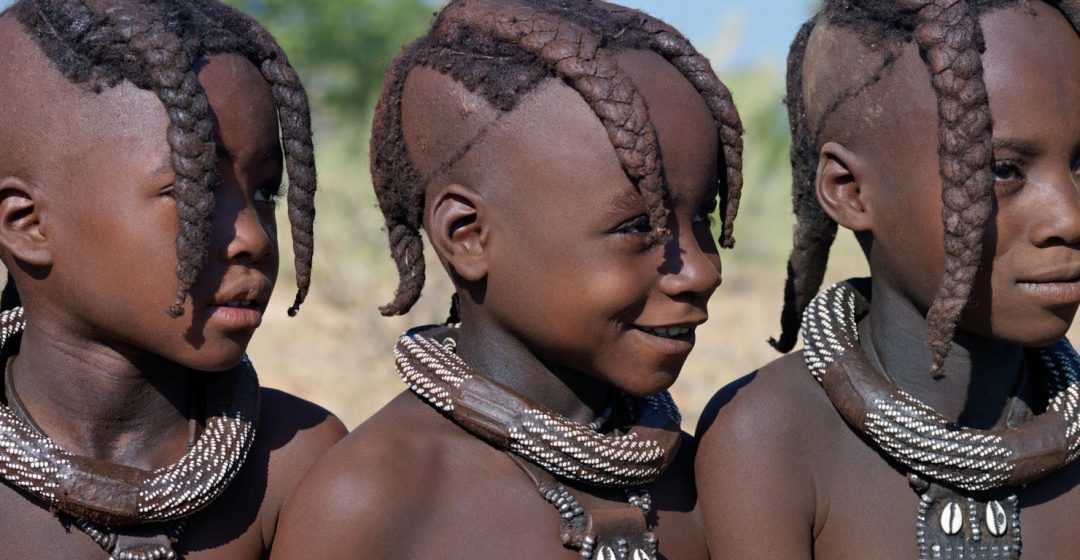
[
  {"x1": 397, "y1": 458, "x2": 708, "y2": 560},
  {"x1": 812, "y1": 435, "x2": 1080, "y2": 559}
]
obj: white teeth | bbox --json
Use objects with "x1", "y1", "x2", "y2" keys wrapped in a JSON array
[{"x1": 642, "y1": 326, "x2": 691, "y2": 338}]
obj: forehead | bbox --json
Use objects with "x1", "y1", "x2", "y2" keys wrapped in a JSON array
[
  {"x1": 405, "y1": 49, "x2": 718, "y2": 216},
  {"x1": 980, "y1": 3, "x2": 1080, "y2": 132},
  {"x1": 0, "y1": 15, "x2": 169, "y2": 187}
]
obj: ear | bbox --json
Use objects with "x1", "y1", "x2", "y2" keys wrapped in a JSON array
[
  {"x1": 816, "y1": 141, "x2": 872, "y2": 232},
  {"x1": 427, "y1": 183, "x2": 488, "y2": 283},
  {"x1": 0, "y1": 177, "x2": 51, "y2": 267}
]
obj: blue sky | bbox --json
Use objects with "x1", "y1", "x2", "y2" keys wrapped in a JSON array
[
  {"x1": 624, "y1": 0, "x2": 813, "y2": 68},
  {"x1": 0, "y1": 0, "x2": 813, "y2": 68}
]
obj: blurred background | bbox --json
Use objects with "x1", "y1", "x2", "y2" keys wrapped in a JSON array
[{"x1": 4, "y1": 0, "x2": 1067, "y2": 431}]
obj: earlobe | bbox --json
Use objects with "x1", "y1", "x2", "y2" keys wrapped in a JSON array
[
  {"x1": 0, "y1": 177, "x2": 51, "y2": 267},
  {"x1": 816, "y1": 141, "x2": 872, "y2": 232},
  {"x1": 427, "y1": 183, "x2": 487, "y2": 283}
]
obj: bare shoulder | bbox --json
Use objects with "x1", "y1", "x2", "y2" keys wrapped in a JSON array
[
  {"x1": 257, "y1": 387, "x2": 348, "y2": 468},
  {"x1": 270, "y1": 391, "x2": 470, "y2": 560},
  {"x1": 696, "y1": 350, "x2": 838, "y2": 458},
  {"x1": 693, "y1": 351, "x2": 839, "y2": 559}
]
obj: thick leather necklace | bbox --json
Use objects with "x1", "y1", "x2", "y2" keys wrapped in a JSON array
[
  {"x1": 395, "y1": 325, "x2": 681, "y2": 559},
  {"x1": 0, "y1": 306, "x2": 260, "y2": 558},
  {"x1": 802, "y1": 281, "x2": 1080, "y2": 559}
]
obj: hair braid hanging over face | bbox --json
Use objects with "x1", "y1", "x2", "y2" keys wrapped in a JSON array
[
  {"x1": 905, "y1": 0, "x2": 995, "y2": 377},
  {"x1": 371, "y1": 0, "x2": 744, "y2": 317},
  {"x1": 9, "y1": 0, "x2": 318, "y2": 317},
  {"x1": 775, "y1": 0, "x2": 1055, "y2": 377},
  {"x1": 596, "y1": 2, "x2": 745, "y2": 248}
]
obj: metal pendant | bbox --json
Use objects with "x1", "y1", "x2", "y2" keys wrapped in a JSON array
[
  {"x1": 910, "y1": 475, "x2": 1021, "y2": 559},
  {"x1": 73, "y1": 516, "x2": 185, "y2": 560}
]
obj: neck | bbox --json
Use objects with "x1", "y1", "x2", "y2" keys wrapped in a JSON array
[
  {"x1": 861, "y1": 277, "x2": 1026, "y2": 428},
  {"x1": 8, "y1": 318, "x2": 194, "y2": 471},
  {"x1": 455, "y1": 314, "x2": 616, "y2": 426}
]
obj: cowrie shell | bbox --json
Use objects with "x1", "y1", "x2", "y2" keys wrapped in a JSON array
[
  {"x1": 940, "y1": 501, "x2": 963, "y2": 535},
  {"x1": 631, "y1": 549, "x2": 651, "y2": 560},
  {"x1": 596, "y1": 546, "x2": 616, "y2": 560},
  {"x1": 986, "y1": 500, "x2": 1008, "y2": 537}
]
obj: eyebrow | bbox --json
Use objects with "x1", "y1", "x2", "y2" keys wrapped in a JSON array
[
  {"x1": 992, "y1": 137, "x2": 1041, "y2": 156},
  {"x1": 153, "y1": 155, "x2": 173, "y2": 176},
  {"x1": 605, "y1": 189, "x2": 648, "y2": 218}
]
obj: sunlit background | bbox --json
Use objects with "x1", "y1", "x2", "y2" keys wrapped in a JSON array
[{"x1": 2, "y1": 1, "x2": 1057, "y2": 431}]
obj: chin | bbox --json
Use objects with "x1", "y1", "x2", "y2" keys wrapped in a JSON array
[
  {"x1": 177, "y1": 343, "x2": 249, "y2": 372},
  {"x1": 994, "y1": 312, "x2": 1077, "y2": 349},
  {"x1": 615, "y1": 368, "x2": 681, "y2": 398}
]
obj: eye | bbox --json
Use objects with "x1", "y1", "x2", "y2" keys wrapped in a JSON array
[
  {"x1": 253, "y1": 180, "x2": 284, "y2": 205},
  {"x1": 991, "y1": 159, "x2": 1024, "y2": 183},
  {"x1": 611, "y1": 214, "x2": 652, "y2": 236}
]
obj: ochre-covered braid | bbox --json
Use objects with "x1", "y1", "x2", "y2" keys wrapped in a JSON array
[
  {"x1": 774, "y1": 0, "x2": 1011, "y2": 378},
  {"x1": 903, "y1": 0, "x2": 995, "y2": 378},
  {"x1": 598, "y1": 2, "x2": 745, "y2": 248}
]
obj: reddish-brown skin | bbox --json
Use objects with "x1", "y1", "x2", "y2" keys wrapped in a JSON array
[
  {"x1": 0, "y1": 15, "x2": 346, "y2": 559},
  {"x1": 696, "y1": 4, "x2": 1080, "y2": 558},
  {"x1": 271, "y1": 50, "x2": 717, "y2": 559}
]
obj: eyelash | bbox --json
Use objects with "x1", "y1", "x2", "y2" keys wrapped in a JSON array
[
  {"x1": 612, "y1": 214, "x2": 652, "y2": 236},
  {"x1": 612, "y1": 202, "x2": 718, "y2": 237}
]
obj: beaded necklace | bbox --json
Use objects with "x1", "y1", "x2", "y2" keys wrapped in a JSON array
[
  {"x1": 0, "y1": 307, "x2": 260, "y2": 559},
  {"x1": 802, "y1": 281, "x2": 1080, "y2": 559},
  {"x1": 395, "y1": 325, "x2": 682, "y2": 560}
]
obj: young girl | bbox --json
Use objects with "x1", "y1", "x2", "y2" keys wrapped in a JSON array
[
  {"x1": 697, "y1": 1, "x2": 1080, "y2": 558},
  {"x1": 271, "y1": 0, "x2": 744, "y2": 558},
  {"x1": 0, "y1": 1, "x2": 344, "y2": 558}
]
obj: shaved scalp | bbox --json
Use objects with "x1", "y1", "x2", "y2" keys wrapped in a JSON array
[
  {"x1": 370, "y1": 0, "x2": 745, "y2": 318},
  {"x1": 0, "y1": 0, "x2": 317, "y2": 317},
  {"x1": 773, "y1": 0, "x2": 1080, "y2": 377}
]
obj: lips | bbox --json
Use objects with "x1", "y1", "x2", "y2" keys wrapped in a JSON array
[
  {"x1": 205, "y1": 277, "x2": 273, "y2": 330},
  {"x1": 1016, "y1": 263, "x2": 1080, "y2": 307}
]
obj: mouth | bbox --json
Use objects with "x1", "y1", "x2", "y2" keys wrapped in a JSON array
[
  {"x1": 205, "y1": 280, "x2": 273, "y2": 329},
  {"x1": 630, "y1": 321, "x2": 702, "y2": 354},
  {"x1": 636, "y1": 325, "x2": 694, "y2": 339},
  {"x1": 1016, "y1": 277, "x2": 1080, "y2": 307}
]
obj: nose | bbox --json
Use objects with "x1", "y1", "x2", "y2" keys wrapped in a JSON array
[
  {"x1": 218, "y1": 187, "x2": 275, "y2": 264},
  {"x1": 657, "y1": 219, "x2": 722, "y2": 300},
  {"x1": 1030, "y1": 170, "x2": 1080, "y2": 247}
]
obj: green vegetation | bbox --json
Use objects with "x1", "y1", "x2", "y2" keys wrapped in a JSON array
[{"x1": 223, "y1": 0, "x2": 435, "y2": 121}]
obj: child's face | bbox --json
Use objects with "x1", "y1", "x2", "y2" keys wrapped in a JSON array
[
  {"x1": 42, "y1": 54, "x2": 282, "y2": 370},
  {"x1": 474, "y1": 50, "x2": 721, "y2": 396},
  {"x1": 860, "y1": 2, "x2": 1080, "y2": 346}
]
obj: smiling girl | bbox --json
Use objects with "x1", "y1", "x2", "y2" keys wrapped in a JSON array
[{"x1": 271, "y1": 0, "x2": 743, "y2": 558}]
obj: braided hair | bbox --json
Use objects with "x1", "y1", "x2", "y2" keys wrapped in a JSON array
[
  {"x1": 3, "y1": 0, "x2": 317, "y2": 317},
  {"x1": 371, "y1": 0, "x2": 744, "y2": 317},
  {"x1": 773, "y1": 0, "x2": 1080, "y2": 377}
]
